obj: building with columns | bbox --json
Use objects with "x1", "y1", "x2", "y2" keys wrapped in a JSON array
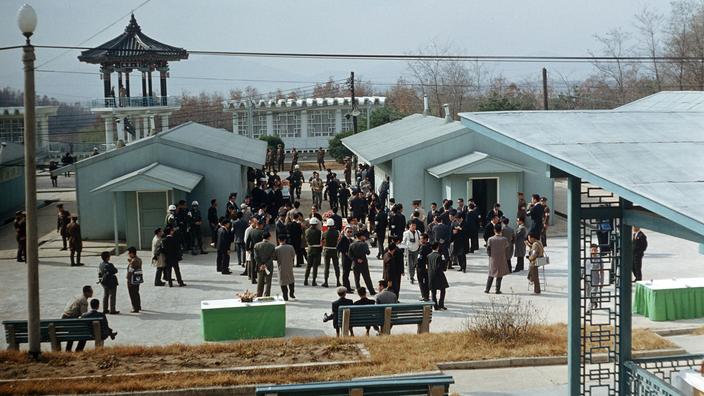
[
  {"x1": 78, "y1": 14, "x2": 187, "y2": 149},
  {"x1": 223, "y1": 96, "x2": 385, "y2": 151},
  {"x1": 0, "y1": 106, "x2": 58, "y2": 153}
]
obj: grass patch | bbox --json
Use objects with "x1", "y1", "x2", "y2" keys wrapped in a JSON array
[
  {"x1": 0, "y1": 325, "x2": 674, "y2": 394},
  {"x1": 692, "y1": 326, "x2": 704, "y2": 335}
]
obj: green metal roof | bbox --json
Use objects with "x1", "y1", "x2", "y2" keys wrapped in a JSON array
[
  {"x1": 91, "y1": 162, "x2": 202, "y2": 193},
  {"x1": 459, "y1": 109, "x2": 704, "y2": 238},
  {"x1": 341, "y1": 114, "x2": 468, "y2": 165}
]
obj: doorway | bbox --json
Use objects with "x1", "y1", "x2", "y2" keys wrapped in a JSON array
[
  {"x1": 469, "y1": 178, "x2": 499, "y2": 221},
  {"x1": 137, "y1": 191, "x2": 168, "y2": 249}
]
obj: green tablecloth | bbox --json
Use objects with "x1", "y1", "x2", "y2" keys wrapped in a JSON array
[
  {"x1": 633, "y1": 278, "x2": 704, "y2": 321},
  {"x1": 201, "y1": 298, "x2": 286, "y2": 341}
]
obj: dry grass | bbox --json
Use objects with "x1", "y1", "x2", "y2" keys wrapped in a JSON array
[
  {"x1": 0, "y1": 325, "x2": 674, "y2": 395},
  {"x1": 692, "y1": 326, "x2": 704, "y2": 335}
]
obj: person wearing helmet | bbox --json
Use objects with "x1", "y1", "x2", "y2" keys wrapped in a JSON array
[
  {"x1": 321, "y1": 218, "x2": 340, "y2": 288},
  {"x1": 304, "y1": 217, "x2": 322, "y2": 286},
  {"x1": 188, "y1": 201, "x2": 206, "y2": 255},
  {"x1": 291, "y1": 165, "x2": 304, "y2": 199},
  {"x1": 165, "y1": 204, "x2": 177, "y2": 231},
  {"x1": 289, "y1": 148, "x2": 298, "y2": 172}
]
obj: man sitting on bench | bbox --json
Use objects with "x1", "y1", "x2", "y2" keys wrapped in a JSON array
[
  {"x1": 61, "y1": 285, "x2": 93, "y2": 351},
  {"x1": 73, "y1": 299, "x2": 117, "y2": 351}
]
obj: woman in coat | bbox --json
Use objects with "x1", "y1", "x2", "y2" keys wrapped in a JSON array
[
  {"x1": 151, "y1": 228, "x2": 166, "y2": 286},
  {"x1": 527, "y1": 233, "x2": 544, "y2": 294},
  {"x1": 486, "y1": 223, "x2": 509, "y2": 294},
  {"x1": 514, "y1": 217, "x2": 528, "y2": 272}
]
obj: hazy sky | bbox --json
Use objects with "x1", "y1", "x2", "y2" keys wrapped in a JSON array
[{"x1": 0, "y1": 0, "x2": 670, "y2": 102}]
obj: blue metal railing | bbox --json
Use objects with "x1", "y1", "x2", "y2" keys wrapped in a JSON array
[
  {"x1": 90, "y1": 96, "x2": 180, "y2": 108},
  {"x1": 624, "y1": 354, "x2": 703, "y2": 395}
]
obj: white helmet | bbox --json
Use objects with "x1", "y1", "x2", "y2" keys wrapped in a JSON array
[
  {"x1": 294, "y1": 164, "x2": 300, "y2": 169},
  {"x1": 168, "y1": 204, "x2": 176, "y2": 211},
  {"x1": 309, "y1": 217, "x2": 320, "y2": 225},
  {"x1": 191, "y1": 200, "x2": 199, "y2": 206},
  {"x1": 326, "y1": 218, "x2": 335, "y2": 227}
]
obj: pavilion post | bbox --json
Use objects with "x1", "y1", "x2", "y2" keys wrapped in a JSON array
[
  {"x1": 113, "y1": 192, "x2": 119, "y2": 255},
  {"x1": 159, "y1": 68, "x2": 167, "y2": 106},
  {"x1": 567, "y1": 175, "x2": 582, "y2": 395},
  {"x1": 141, "y1": 70, "x2": 147, "y2": 97},
  {"x1": 618, "y1": 198, "x2": 633, "y2": 393},
  {"x1": 148, "y1": 70, "x2": 153, "y2": 99},
  {"x1": 102, "y1": 68, "x2": 111, "y2": 104},
  {"x1": 125, "y1": 71, "x2": 130, "y2": 98}
]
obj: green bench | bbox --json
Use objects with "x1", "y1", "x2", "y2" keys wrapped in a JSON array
[
  {"x1": 337, "y1": 303, "x2": 434, "y2": 337},
  {"x1": 3, "y1": 318, "x2": 104, "y2": 351},
  {"x1": 255, "y1": 374, "x2": 454, "y2": 395}
]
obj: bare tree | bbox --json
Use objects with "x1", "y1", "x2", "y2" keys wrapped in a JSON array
[
  {"x1": 665, "y1": 0, "x2": 695, "y2": 90},
  {"x1": 589, "y1": 28, "x2": 639, "y2": 105},
  {"x1": 634, "y1": 7, "x2": 665, "y2": 91}
]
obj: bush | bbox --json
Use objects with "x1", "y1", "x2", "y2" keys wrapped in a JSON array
[
  {"x1": 259, "y1": 135, "x2": 284, "y2": 150},
  {"x1": 466, "y1": 295, "x2": 544, "y2": 342},
  {"x1": 328, "y1": 130, "x2": 353, "y2": 163}
]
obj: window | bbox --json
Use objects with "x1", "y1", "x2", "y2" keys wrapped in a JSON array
[
  {"x1": 236, "y1": 113, "x2": 248, "y2": 136},
  {"x1": 308, "y1": 110, "x2": 337, "y2": 137},
  {"x1": 273, "y1": 111, "x2": 300, "y2": 138},
  {"x1": 0, "y1": 118, "x2": 24, "y2": 143},
  {"x1": 251, "y1": 113, "x2": 267, "y2": 138}
]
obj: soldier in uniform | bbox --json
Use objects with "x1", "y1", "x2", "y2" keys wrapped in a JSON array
[
  {"x1": 56, "y1": 203, "x2": 71, "y2": 250},
  {"x1": 322, "y1": 219, "x2": 341, "y2": 287},
  {"x1": 165, "y1": 204, "x2": 178, "y2": 233},
  {"x1": 316, "y1": 147, "x2": 325, "y2": 170},
  {"x1": 66, "y1": 216, "x2": 83, "y2": 266},
  {"x1": 291, "y1": 165, "x2": 304, "y2": 199},
  {"x1": 175, "y1": 200, "x2": 190, "y2": 252},
  {"x1": 290, "y1": 148, "x2": 299, "y2": 172},
  {"x1": 304, "y1": 217, "x2": 322, "y2": 286},
  {"x1": 14, "y1": 211, "x2": 26, "y2": 262},
  {"x1": 265, "y1": 148, "x2": 273, "y2": 172},
  {"x1": 276, "y1": 144, "x2": 285, "y2": 172},
  {"x1": 188, "y1": 201, "x2": 207, "y2": 255}
]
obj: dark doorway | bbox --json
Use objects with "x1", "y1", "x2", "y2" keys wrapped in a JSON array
[{"x1": 471, "y1": 178, "x2": 498, "y2": 224}]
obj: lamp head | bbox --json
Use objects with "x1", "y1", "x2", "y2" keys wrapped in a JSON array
[{"x1": 17, "y1": 4, "x2": 37, "y2": 41}]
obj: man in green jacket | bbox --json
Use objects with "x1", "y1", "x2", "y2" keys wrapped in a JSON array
[
  {"x1": 304, "y1": 217, "x2": 322, "y2": 286},
  {"x1": 254, "y1": 231, "x2": 276, "y2": 297}
]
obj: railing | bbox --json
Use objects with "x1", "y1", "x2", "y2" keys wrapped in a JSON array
[
  {"x1": 624, "y1": 354, "x2": 703, "y2": 395},
  {"x1": 90, "y1": 96, "x2": 180, "y2": 109}
]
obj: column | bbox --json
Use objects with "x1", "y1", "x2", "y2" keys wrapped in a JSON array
[
  {"x1": 335, "y1": 108, "x2": 342, "y2": 133},
  {"x1": 143, "y1": 116, "x2": 150, "y2": 139},
  {"x1": 266, "y1": 111, "x2": 273, "y2": 136},
  {"x1": 159, "y1": 68, "x2": 167, "y2": 106},
  {"x1": 117, "y1": 71, "x2": 123, "y2": 107},
  {"x1": 102, "y1": 69, "x2": 111, "y2": 100},
  {"x1": 104, "y1": 117, "x2": 114, "y2": 149},
  {"x1": 300, "y1": 109, "x2": 308, "y2": 138},
  {"x1": 567, "y1": 175, "x2": 581, "y2": 396},
  {"x1": 232, "y1": 112, "x2": 238, "y2": 134},
  {"x1": 115, "y1": 117, "x2": 125, "y2": 143},
  {"x1": 133, "y1": 116, "x2": 141, "y2": 141},
  {"x1": 618, "y1": 199, "x2": 633, "y2": 393},
  {"x1": 125, "y1": 72, "x2": 131, "y2": 98},
  {"x1": 161, "y1": 113, "x2": 170, "y2": 132},
  {"x1": 36, "y1": 117, "x2": 49, "y2": 153},
  {"x1": 141, "y1": 70, "x2": 147, "y2": 97},
  {"x1": 148, "y1": 70, "x2": 153, "y2": 98}
]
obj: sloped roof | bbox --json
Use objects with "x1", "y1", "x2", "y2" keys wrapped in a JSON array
[
  {"x1": 159, "y1": 122, "x2": 267, "y2": 168},
  {"x1": 616, "y1": 91, "x2": 704, "y2": 112},
  {"x1": 91, "y1": 162, "x2": 202, "y2": 193},
  {"x1": 427, "y1": 151, "x2": 526, "y2": 178},
  {"x1": 78, "y1": 14, "x2": 187, "y2": 65},
  {"x1": 459, "y1": 110, "x2": 704, "y2": 237},
  {"x1": 74, "y1": 121, "x2": 267, "y2": 169},
  {"x1": 342, "y1": 114, "x2": 468, "y2": 165}
]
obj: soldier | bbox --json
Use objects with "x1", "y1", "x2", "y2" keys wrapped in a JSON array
[
  {"x1": 322, "y1": 218, "x2": 341, "y2": 288},
  {"x1": 175, "y1": 200, "x2": 190, "y2": 252},
  {"x1": 56, "y1": 203, "x2": 71, "y2": 250},
  {"x1": 304, "y1": 217, "x2": 322, "y2": 286},
  {"x1": 164, "y1": 204, "x2": 177, "y2": 231},
  {"x1": 66, "y1": 216, "x2": 83, "y2": 266},
  {"x1": 290, "y1": 148, "x2": 299, "y2": 172},
  {"x1": 265, "y1": 148, "x2": 273, "y2": 172},
  {"x1": 276, "y1": 144, "x2": 285, "y2": 172},
  {"x1": 188, "y1": 201, "x2": 207, "y2": 255},
  {"x1": 316, "y1": 147, "x2": 325, "y2": 170},
  {"x1": 14, "y1": 211, "x2": 26, "y2": 262},
  {"x1": 291, "y1": 164, "x2": 304, "y2": 199}
]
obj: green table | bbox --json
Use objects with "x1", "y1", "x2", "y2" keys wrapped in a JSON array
[
  {"x1": 633, "y1": 278, "x2": 704, "y2": 321},
  {"x1": 201, "y1": 297, "x2": 286, "y2": 341}
]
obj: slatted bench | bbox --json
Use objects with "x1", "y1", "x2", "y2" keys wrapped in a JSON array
[
  {"x1": 255, "y1": 374, "x2": 454, "y2": 396},
  {"x1": 3, "y1": 318, "x2": 104, "y2": 351},
  {"x1": 337, "y1": 302, "x2": 434, "y2": 337}
]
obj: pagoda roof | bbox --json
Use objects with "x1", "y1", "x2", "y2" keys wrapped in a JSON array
[{"x1": 78, "y1": 14, "x2": 188, "y2": 65}]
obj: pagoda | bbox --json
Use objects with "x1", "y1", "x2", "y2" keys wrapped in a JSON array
[{"x1": 78, "y1": 14, "x2": 188, "y2": 148}]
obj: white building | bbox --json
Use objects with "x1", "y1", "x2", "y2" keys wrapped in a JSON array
[
  {"x1": 0, "y1": 106, "x2": 58, "y2": 152},
  {"x1": 223, "y1": 96, "x2": 386, "y2": 151}
]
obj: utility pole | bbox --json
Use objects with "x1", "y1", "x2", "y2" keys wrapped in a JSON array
[
  {"x1": 350, "y1": 71, "x2": 358, "y2": 134},
  {"x1": 542, "y1": 67, "x2": 549, "y2": 110}
]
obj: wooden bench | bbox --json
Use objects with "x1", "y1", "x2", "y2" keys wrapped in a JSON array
[
  {"x1": 3, "y1": 318, "x2": 104, "y2": 351},
  {"x1": 337, "y1": 302, "x2": 434, "y2": 337},
  {"x1": 256, "y1": 374, "x2": 454, "y2": 396}
]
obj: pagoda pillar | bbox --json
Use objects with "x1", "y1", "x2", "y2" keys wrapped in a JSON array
[
  {"x1": 141, "y1": 70, "x2": 147, "y2": 97},
  {"x1": 159, "y1": 68, "x2": 168, "y2": 106},
  {"x1": 117, "y1": 71, "x2": 123, "y2": 106},
  {"x1": 125, "y1": 71, "x2": 131, "y2": 98},
  {"x1": 148, "y1": 70, "x2": 153, "y2": 98},
  {"x1": 102, "y1": 67, "x2": 111, "y2": 104}
]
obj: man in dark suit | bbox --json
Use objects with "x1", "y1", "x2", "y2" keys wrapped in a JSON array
[
  {"x1": 632, "y1": 226, "x2": 648, "y2": 281},
  {"x1": 329, "y1": 286, "x2": 353, "y2": 336},
  {"x1": 216, "y1": 220, "x2": 232, "y2": 274},
  {"x1": 465, "y1": 203, "x2": 481, "y2": 253},
  {"x1": 163, "y1": 227, "x2": 186, "y2": 287},
  {"x1": 486, "y1": 203, "x2": 504, "y2": 229},
  {"x1": 527, "y1": 194, "x2": 544, "y2": 236},
  {"x1": 76, "y1": 298, "x2": 117, "y2": 351}
]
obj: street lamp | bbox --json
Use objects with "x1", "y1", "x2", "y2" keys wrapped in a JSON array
[{"x1": 17, "y1": 3, "x2": 40, "y2": 360}]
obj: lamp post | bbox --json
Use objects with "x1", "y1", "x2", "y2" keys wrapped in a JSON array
[{"x1": 17, "y1": 3, "x2": 40, "y2": 360}]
